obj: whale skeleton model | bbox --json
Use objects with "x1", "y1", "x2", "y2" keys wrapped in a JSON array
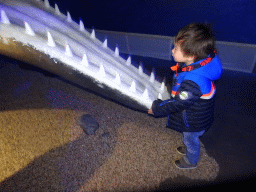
[{"x1": 0, "y1": 0, "x2": 169, "y2": 112}]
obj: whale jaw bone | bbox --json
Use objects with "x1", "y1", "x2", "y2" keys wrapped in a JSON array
[{"x1": 0, "y1": 0, "x2": 169, "y2": 111}]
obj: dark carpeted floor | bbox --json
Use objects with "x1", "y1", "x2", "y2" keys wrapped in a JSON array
[{"x1": 1, "y1": 54, "x2": 256, "y2": 191}]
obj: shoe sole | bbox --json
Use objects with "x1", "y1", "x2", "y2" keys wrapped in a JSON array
[
  {"x1": 176, "y1": 147, "x2": 186, "y2": 155},
  {"x1": 174, "y1": 161, "x2": 197, "y2": 169}
]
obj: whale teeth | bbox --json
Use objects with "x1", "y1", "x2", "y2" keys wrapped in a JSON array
[
  {"x1": 150, "y1": 69, "x2": 155, "y2": 83},
  {"x1": 126, "y1": 56, "x2": 131, "y2": 66},
  {"x1": 55, "y1": 4, "x2": 61, "y2": 15},
  {"x1": 158, "y1": 93, "x2": 163, "y2": 100},
  {"x1": 79, "y1": 20, "x2": 85, "y2": 31},
  {"x1": 44, "y1": 0, "x2": 50, "y2": 8},
  {"x1": 129, "y1": 80, "x2": 136, "y2": 92},
  {"x1": 90, "y1": 29, "x2": 96, "y2": 39},
  {"x1": 98, "y1": 64, "x2": 106, "y2": 77},
  {"x1": 67, "y1": 12, "x2": 72, "y2": 22},
  {"x1": 47, "y1": 31, "x2": 56, "y2": 47},
  {"x1": 25, "y1": 22, "x2": 35, "y2": 36},
  {"x1": 81, "y1": 54, "x2": 89, "y2": 67},
  {"x1": 65, "y1": 44, "x2": 73, "y2": 57},
  {"x1": 143, "y1": 88, "x2": 149, "y2": 100},
  {"x1": 139, "y1": 62, "x2": 143, "y2": 75},
  {"x1": 114, "y1": 46, "x2": 119, "y2": 57},
  {"x1": 160, "y1": 81, "x2": 165, "y2": 92},
  {"x1": 1, "y1": 10, "x2": 10, "y2": 24},
  {"x1": 102, "y1": 39, "x2": 108, "y2": 48},
  {"x1": 115, "y1": 72, "x2": 121, "y2": 85}
]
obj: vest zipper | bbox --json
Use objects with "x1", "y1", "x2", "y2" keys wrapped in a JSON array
[{"x1": 182, "y1": 110, "x2": 189, "y2": 128}]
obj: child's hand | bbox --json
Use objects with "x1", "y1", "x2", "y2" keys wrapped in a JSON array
[{"x1": 148, "y1": 108, "x2": 154, "y2": 115}]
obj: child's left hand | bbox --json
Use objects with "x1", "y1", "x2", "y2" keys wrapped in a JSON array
[{"x1": 148, "y1": 108, "x2": 154, "y2": 115}]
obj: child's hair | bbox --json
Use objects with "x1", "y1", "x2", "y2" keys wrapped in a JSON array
[{"x1": 174, "y1": 23, "x2": 215, "y2": 62}]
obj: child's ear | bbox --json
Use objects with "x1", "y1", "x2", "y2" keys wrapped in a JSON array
[{"x1": 187, "y1": 55, "x2": 195, "y2": 63}]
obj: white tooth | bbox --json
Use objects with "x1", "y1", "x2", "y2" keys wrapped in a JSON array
[
  {"x1": 81, "y1": 54, "x2": 89, "y2": 67},
  {"x1": 1, "y1": 10, "x2": 10, "y2": 24},
  {"x1": 114, "y1": 46, "x2": 119, "y2": 57},
  {"x1": 55, "y1": 4, "x2": 61, "y2": 15},
  {"x1": 90, "y1": 29, "x2": 96, "y2": 39},
  {"x1": 65, "y1": 45, "x2": 73, "y2": 57},
  {"x1": 129, "y1": 81, "x2": 136, "y2": 92},
  {"x1": 44, "y1": 0, "x2": 50, "y2": 8},
  {"x1": 98, "y1": 64, "x2": 106, "y2": 77},
  {"x1": 150, "y1": 69, "x2": 155, "y2": 83},
  {"x1": 158, "y1": 93, "x2": 163, "y2": 100},
  {"x1": 102, "y1": 39, "x2": 108, "y2": 48},
  {"x1": 126, "y1": 56, "x2": 131, "y2": 66},
  {"x1": 67, "y1": 12, "x2": 72, "y2": 22},
  {"x1": 47, "y1": 31, "x2": 56, "y2": 47},
  {"x1": 139, "y1": 62, "x2": 143, "y2": 75},
  {"x1": 143, "y1": 88, "x2": 149, "y2": 100},
  {"x1": 163, "y1": 76, "x2": 166, "y2": 83},
  {"x1": 25, "y1": 22, "x2": 35, "y2": 36},
  {"x1": 160, "y1": 81, "x2": 165, "y2": 91},
  {"x1": 79, "y1": 20, "x2": 85, "y2": 31},
  {"x1": 114, "y1": 72, "x2": 121, "y2": 85}
]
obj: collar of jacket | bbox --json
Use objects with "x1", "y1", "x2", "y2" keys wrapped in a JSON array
[{"x1": 170, "y1": 50, "x2": 217, "y2": 76}]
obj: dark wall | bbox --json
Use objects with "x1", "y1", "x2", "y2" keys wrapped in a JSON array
[{"x1": 54, "y1": 0, "x2": 256, "y2": 44}]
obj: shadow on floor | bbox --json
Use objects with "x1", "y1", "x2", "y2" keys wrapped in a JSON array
[{"x1": 0, "y1": 134, "x2": 111, "y2": 192}]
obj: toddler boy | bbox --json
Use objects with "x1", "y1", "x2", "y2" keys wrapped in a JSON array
[{"x1": 148, "y1": 23, "x2": 222, "y2": 169}]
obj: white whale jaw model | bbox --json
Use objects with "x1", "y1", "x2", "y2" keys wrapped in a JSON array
[{"x1": 0, "y1": 0, "x2": 169, "y2": 112}]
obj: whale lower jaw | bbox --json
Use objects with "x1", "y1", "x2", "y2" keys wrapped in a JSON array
[{"x1": 0, "y1": 0, "x2": 169, "y2": 112}]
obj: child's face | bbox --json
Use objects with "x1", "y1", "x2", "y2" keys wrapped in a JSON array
[{"x1": 172, "y1": 43, "x2": 194, "y2": 65}]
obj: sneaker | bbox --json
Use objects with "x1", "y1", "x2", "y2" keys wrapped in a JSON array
[
  {"x1": 176, "y1": 146, "x2": 186, "y2": 155},
  {"x1": 174, "y1": 156, "x2": 197, "y2": 169}
]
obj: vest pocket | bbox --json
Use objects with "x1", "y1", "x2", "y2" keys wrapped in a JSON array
[{"x1": 182, "y1": 110, "x2": 189, "y2": 127}]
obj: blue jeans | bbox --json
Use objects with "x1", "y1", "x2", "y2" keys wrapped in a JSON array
[{"x1": 183, "y1": 130, "x2": 205, "y2": 165}]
